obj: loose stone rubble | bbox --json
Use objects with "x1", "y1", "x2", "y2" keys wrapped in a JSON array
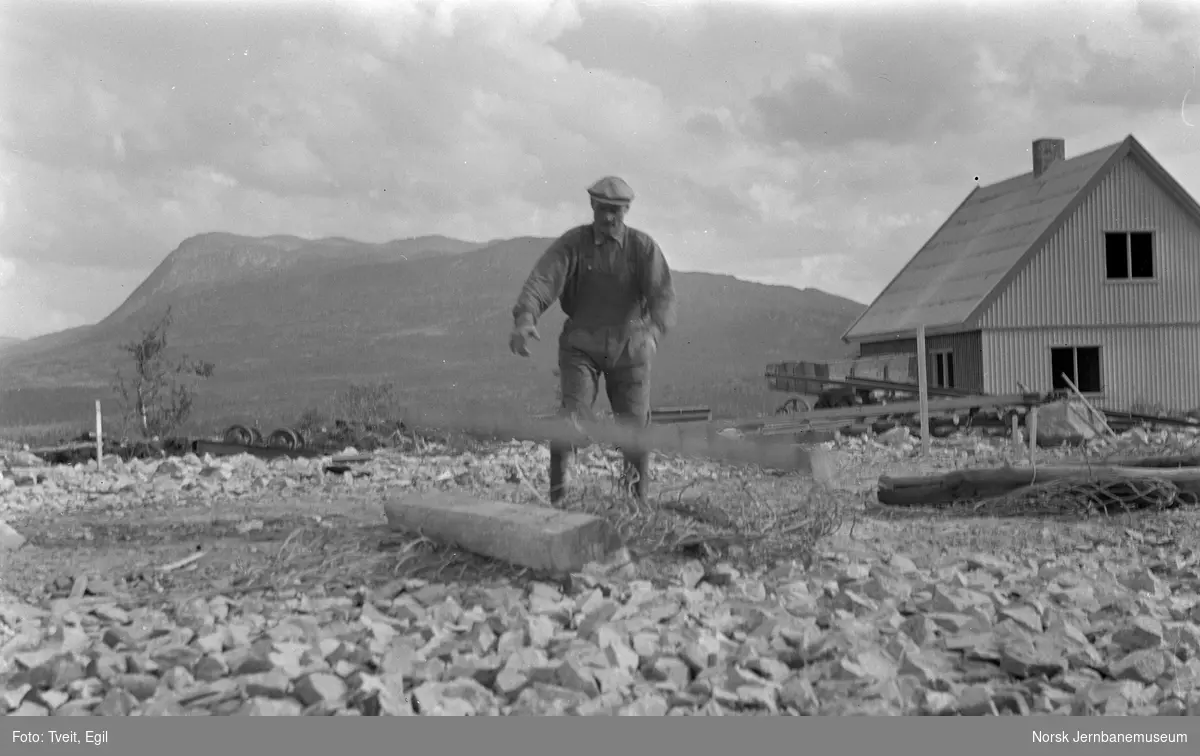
[
  {"x1": 835, "y1": 422, "x2": 1199, "y2": 466},
  {"x1": 0, "y1": 441, "x2": 735, "y2": 517},
  {"x1": 2, "y1": 547, "x2": 1199, "y2": 716},
  {"x1": 1, "y1": 428, "x2": 1199, "y2": 716}
]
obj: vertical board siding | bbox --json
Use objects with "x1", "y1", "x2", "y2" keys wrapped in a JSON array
[
  {"x1": 859, "y1": 331, "x2": 984, "y2": 393},
  {"x1": 979, "y1": 156, "x2": 1200, "y2": 328},
  {"x1": 981, "y1": 325, "x2": 1200, "y2": 412}
]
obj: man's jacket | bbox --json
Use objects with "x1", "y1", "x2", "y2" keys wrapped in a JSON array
[{"x1": 512, "y1": 224, "x2": 677, "y2": 346}]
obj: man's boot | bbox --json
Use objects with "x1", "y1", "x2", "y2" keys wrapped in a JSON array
[{"x1": 549, "y1": 445, "x2": 573, "y2": 504}]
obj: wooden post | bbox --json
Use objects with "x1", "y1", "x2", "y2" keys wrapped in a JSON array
[
  {"x1": 1010, "y1": 413, "x2": 1020, "y2": 452},
  {"x1": 95, "y1": 400, "x2": 103, "y2": 465},
  {"x1": 916, "y1": 326, "x2": 930, "y2": 457},
  {"x1": 1028, "y1": 406, "x2": 1039, "y2": 467}
]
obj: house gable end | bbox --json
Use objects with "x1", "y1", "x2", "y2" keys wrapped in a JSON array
[
  {"x1": 844, "y1": 138, "x2": 1125, "y2": 344},
  {"x1": 976, "y1": 143, "x2": 1200, "y2": 329},
  {"x1": 1124, "y1": 137, "x2": 1200, "y2": 236},
  {"x1": 964, "y1": 137, "x2": 1135, "y2": 330}
]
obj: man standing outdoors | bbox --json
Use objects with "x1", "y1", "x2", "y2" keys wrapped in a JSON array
[{"x1": 509, "y1": 176, "x2": 677, "y2": 504}]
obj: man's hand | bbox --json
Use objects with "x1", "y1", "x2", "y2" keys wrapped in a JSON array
[
  {"x1": 648, "y1": 325, "x2": 661, "y2": 349},
  {"x1": 509, "y1": 323, "x2": 540, "y2": 357}
]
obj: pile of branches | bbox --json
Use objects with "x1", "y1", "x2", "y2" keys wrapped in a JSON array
[{"x1": 978, "y1": 473, "x2": 1188, "y2": 518}]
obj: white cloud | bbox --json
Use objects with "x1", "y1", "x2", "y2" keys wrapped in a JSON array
[
  {"x1": 0, "y1": 0, "x2": 1197, "y2": 338},
  {"x1": 0, "y1": 255, "x2": 14, "y2": 287}
]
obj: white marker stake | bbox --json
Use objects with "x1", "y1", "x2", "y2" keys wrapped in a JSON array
[
  {"x1": 95, "y1": 400, "x2": 103, "y2": 465},
  {"x1": 916, "y1": 326, "x2": 930, "y2": 458}
]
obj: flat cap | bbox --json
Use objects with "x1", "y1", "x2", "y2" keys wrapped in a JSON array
[{"x1": 587, "y1": 176, "x2": 635, "y2": 206}]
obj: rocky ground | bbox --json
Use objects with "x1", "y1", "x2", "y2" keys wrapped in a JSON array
[{"x1": 1, "y1": 426, "x2": 1199, "y2": 716}]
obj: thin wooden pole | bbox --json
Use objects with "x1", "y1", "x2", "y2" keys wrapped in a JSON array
[
  {"x1": 916, "y1": 326, "x2": 930, "y2": 458},
  {"x1": 1060, "y1": 372, "x2": 1116, "y2": 437},
  {"x1": 1028, "y1": 406, "x2": 1039, "y2": 468},
  {"x1": 95, "y1": 400, "x2": 103, "y2": 465}
]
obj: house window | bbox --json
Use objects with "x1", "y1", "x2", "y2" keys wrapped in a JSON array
[
  {"x1": 1050, "y1": 346, "x2": 1102, "y2": 393},
  {"x1": 930, "y1": 349, "x2": 955, "y2": 388},
  {"x1": 1104, "y1": 231, "x2": 1154, "y2": 279}
]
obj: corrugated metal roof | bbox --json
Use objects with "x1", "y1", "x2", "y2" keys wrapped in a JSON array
[{"x1": 843, "y1": 138, "x2": 1128, "y2": 342}]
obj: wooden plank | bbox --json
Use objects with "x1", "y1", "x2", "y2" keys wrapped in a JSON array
[
  {"x1": 764, "y1": 372, "x2": 973, "y2": 398},
  {"x1": 1060, "y1": 373, "x2": 1116, "y2": 437},
  {"x1": 738, "y1": 392, "x2": 1039, "y2": 429},
  {"x1": 1099, "y1": 409, "x2": 1198, "y2": 428},
  {"x1": 878, "y1": 465, "x2": 1200, "y2": 507},
  {"x1": 917, "y1": 326, "x2": 930, "y2": 458},
  {"x1": 1095, "y1": 454, "x2": 1200, "y2": 468},
  {"x1": 383, "y1": 491, "x2": 624, "y2": 573},
  {"x1": 535, "y1": 407, "x2": 712, "y2": 425},
  {"x1": 650, "y1": 406, "x2": 712, "y2": 424}
]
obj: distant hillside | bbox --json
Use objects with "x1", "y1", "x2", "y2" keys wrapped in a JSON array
[
  {"x1": 0, "y1": 233, "x2": 864, "y2": 430},
  {"x1": 104, "y1": 232, "x2": 488, "y2": 324}
]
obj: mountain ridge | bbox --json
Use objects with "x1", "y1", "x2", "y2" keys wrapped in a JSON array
[
  {"x1": 102, "y1": 232, "x2": 491, "y2": 325},
  {"x1": 0, "y1": 232, "x2": 865, "y2": 428}
]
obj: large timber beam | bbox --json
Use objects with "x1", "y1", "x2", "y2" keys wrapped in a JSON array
[{"x1": 383, "y1": 491, "x2": 625, "y2": 573}]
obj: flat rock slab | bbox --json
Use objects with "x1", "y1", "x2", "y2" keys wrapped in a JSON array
[
  {"x1": 384, "y1": 491, "x2": 624, "y2": 574},
  {"x1": 0, "y1": 519, "x2": 26, "y2": 551}
]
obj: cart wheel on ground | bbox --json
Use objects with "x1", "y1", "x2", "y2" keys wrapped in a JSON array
[
  {"x1": 224, "y1": 425, "x2": 255, "y2": 445},
  {"x1": 931, "y1": 422, "x2": 957, "y2": 438},
  {"x1": 775, "y1": 396, "x2": 812, "y2": 415},
  {"x1": 872, "y1": 419, "x2": 900, "y2": 434},
  {"x1": 267, "y1": 428, "x2": 301, "y2": 450}
]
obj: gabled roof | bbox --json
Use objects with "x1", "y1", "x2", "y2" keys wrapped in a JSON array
[{"x1": 842, "y1": 134, "x2": 1200, "y2": 343}]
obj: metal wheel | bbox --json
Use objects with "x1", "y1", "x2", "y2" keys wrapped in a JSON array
[
  {"x1": 267, "y1": 428, "x2": 301, "y2": 450},
  {"x1": 224, "y1": 424, "x2": 255, "y2": 445},
  {"x1": 775, "y1": 396, "x2": 813, "y2": 415}
]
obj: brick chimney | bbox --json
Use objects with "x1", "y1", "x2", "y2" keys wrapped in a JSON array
[{"x1": 1032, "y1": 138, "x2": 1066, "y2": 178}]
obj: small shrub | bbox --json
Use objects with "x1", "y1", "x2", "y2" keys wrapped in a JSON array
[{"x1": 113, "y1": 306, "x2": 215, "y2": 439}]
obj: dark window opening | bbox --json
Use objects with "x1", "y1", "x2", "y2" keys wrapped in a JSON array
[
  {"x1": 931, "y1": 350, "x2": 955, "y2": 388},
  {"x1": 1051, "y1": 346, "x2": 1102, "y2": 393},
  {"x1": 1129, "y1": 232, "x2": 1154, "y2": 277},
  {"x1": 1104, "y1": 231, "x2": 1154, "y2": 279},
  {"x1": 1104, "y1": 233, "x2": 1128, "y2": 278}
]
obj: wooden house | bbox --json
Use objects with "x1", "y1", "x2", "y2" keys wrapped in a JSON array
[{"x1": 841, "y1": 135, "x2": 1200, "y2": 413}]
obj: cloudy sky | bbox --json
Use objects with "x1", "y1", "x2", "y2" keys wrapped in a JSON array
[{"x1": 1, "y1": 0, "x2": 1198, "y2": 339}]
